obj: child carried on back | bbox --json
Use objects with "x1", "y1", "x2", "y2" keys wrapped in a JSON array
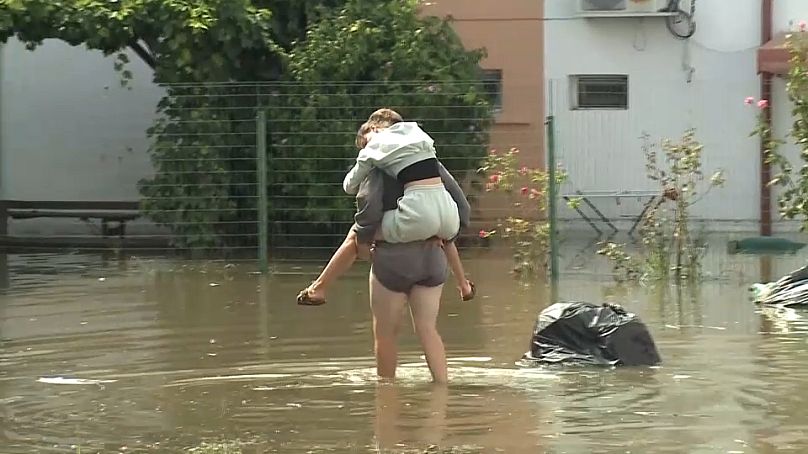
[
  {"x1": 296, "y1": 108, "x2": 474, "y2": 306},
  {"x1": 343, "y1": 114, "x2": 460, "y2": 246}
]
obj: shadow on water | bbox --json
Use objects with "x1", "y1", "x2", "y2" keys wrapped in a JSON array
[{"x1": 3, "y1": 233, "x2": 808, "y2": 452}]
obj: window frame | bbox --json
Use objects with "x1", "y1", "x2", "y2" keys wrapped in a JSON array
[
  {"x1": 480, "y1": 68, "x2": 504, "y2": 114},
  {"x1": 569, "y1": 74, "x2": 629, "y2": 111}
]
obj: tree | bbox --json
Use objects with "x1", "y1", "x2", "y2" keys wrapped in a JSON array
[
  {"x1": 257, "y1": 0, "x2": 347, "y2": 51},
  {"x1": 0, "y1": 0, "x2": 282, "y2": 83}
]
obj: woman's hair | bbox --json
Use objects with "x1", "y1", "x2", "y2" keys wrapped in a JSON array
[
  {"x1": 355, "y1": 121, "x2": 375, "y2": 149},
  {"x1": 367, "y1": 108, "x2": 402, "y2": 127}
]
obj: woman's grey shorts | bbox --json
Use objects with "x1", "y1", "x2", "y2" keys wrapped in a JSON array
[{"x1": 371, "y1": 241, "x2": 448, "y2": 294}]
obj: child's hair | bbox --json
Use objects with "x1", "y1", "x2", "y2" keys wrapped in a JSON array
[
  {"x1": 355, "y1": 121, "x2": 375, "y2": 149},
  {"x1": 367, "y1": 108, "x2": 403, "y2": 128}
]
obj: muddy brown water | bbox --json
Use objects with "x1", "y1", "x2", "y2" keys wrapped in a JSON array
[{"x1": 2, "y1": 237, "x2": 808, "y2": 453}]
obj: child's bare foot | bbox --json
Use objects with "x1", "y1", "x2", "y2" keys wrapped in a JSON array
[
  {"x1": 297, "y1": 283, "x2": 328, "y2": 306},
  {"x1": 459, "y1": 279, "x2": 476, "y2": 301}
]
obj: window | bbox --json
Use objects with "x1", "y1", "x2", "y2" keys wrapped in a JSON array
[
  {"x1": 570, "y1": 75, "x2": 628, "y2": 110},
  {"x1": 481, "y1": 69, "x2": 503, "y2": 113}
]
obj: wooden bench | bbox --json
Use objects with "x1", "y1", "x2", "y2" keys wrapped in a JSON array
[
  {"x1": 0, "y1": 200, "x2": 140, "y2": 236},
  {"x1": 0, "y1": 200, "x2": 166, "y2": 249}
]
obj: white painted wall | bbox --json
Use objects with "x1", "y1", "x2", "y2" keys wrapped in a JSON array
[
  {"x1": 0, "y1": 39, "x2": 163, "y2": 201},
  {"x1": 546, "y1": 0, "x2": 771, "y2": 230},
  {"x1": 0, "y1": 39, "x2": 164, "y2": 234},
  {"x1": 773, "y1": 0, "x2": 808, "y2": 32}
]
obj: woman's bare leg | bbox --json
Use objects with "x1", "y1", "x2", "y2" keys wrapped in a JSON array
[
  {"x1": 300, "y1": 229, "x2": 359, "y2": 302},
  {"x1": 443, "y1": 241, "x2": 473, "y2": 300},
  {"x1": 369, "y1": 273, "x2": 408, "y2": 380},
  {"x1": 408, "y1": 284, "x2": 448, "y2": 384}
]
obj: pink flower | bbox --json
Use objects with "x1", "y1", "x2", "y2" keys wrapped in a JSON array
[
  {"x1": 800, "y1": 20, "x2": 807, "y2": 31},
  {"x1": 519, "y1": 166, "x2": 529, "y2": 176},
  {"x1": 758, "y1": 99, "x2": 769, "y2": 109},
  {"x1": 489, "y1": 173, "x2": 501, "y2": 184},
  {"x1": 489, "y1": 149, "x2": 497, "y2": 155},
  {"x1": 520, "y1": 186, "x2": 529, "y2": 196},
  {"x1": 479, "y1": 229, "x2": 488, "y2": 239},
  {"x1": 744, "y1": 96, "x2": 755, "y2": 105}
]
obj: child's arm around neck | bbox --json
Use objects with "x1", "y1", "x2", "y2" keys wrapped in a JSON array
[{"x1": 343, "y1": 146, "x2": 376, "y2": 195}]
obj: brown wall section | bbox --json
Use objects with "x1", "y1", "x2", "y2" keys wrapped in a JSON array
[{"x1": 422, "y1": 0, "x2": 545, "y2": 170}]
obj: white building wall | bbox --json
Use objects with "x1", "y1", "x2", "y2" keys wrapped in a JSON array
[
  {"x1": 773, "y1": 0, "x2": 808, "y2": 31},
  {"x1": 546, "y1": 0, "x2": 768, "y2": 229},
  {"x1": 0, "y1": 39, "x2": 163, "y2": 201},
  {"x1": 0, "y1": 39, "x2": 164, "y2": 234}
]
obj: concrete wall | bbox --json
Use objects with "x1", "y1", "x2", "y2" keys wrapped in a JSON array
[
  {"x1": 0, "y1": 39, "x2": 163, "y2": 201},
  {"x1": 0, "y1": 39, "x2": 164, "y2": 235},
  {"x1": 545, "y1": 0, "x2": 769, "y2": 229}
]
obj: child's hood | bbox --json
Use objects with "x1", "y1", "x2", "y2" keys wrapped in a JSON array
[{"x1": 367, "y1": 122, "x2": 434, "y2": 152}]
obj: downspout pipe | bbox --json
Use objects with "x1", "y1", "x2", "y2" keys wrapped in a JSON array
[{"x1": 760, "y1": 0, "x2": 773, "y2": 236}]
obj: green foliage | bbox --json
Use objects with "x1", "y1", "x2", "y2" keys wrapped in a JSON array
[
  {"x1": 479, "y1": 147, "x2": 567, "y2": 275},
  {"x1": 257, "y1": 0, "x2": 348, "y2": 51},
  {"x1": 0, "y1": 0, "x2": 282, "y2": 82},
  {"x1": 749, "y1": 29, "x2": 808, "y2": 227},
  {"x1": 596, "y1": 242, "x2": 642, "y2": 282},
  {"x1": 598, "y1": 130, "x2": 723, "y2": 282},
  {"x1": 139, "y1": 85, "x2": 261, "y2": 251}
]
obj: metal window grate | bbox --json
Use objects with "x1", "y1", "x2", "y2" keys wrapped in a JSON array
[
  {"x1": 481, "y1": 69, "x2": 504, "y2": 113},
  {"x1": 570, "y1": 75, "x2": 629, "y2": 110}
]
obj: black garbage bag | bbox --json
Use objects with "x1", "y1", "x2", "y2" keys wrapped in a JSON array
[
  {"x1": 522, "y1": 301, "x2": 661, "y2": 367},
  {"x1": 751, "y1": 264, "x2": 808, "y2": 306}
]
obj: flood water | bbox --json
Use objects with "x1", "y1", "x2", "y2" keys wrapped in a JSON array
[{"x1": 2, "y1": 235, "x2": 808, "y2": 453}]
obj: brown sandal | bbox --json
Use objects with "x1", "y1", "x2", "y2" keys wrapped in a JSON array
[
  {"x1": 461, "y1": 280, "x2": 476, "y2": 302},
  {"x1": 296, "y1": 288, "x2": 327, "y2": 306}
]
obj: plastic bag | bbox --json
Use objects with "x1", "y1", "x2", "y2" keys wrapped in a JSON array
[
  {"x1": 751, "y1": 264, "x2": 808, "y2": 306},
  {"x1": 522, "y1": 301, "x2": 661, "y2": 367}
]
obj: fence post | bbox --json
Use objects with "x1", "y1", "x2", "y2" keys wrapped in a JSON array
[
  {"x1": 257, "y1": 109, "x2": 269, "y2": 273},
  {"x1": 546, "y1": 114, "x2": 559, "y2": 292}
]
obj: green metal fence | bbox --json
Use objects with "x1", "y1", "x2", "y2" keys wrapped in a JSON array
[
  {"x1": 4, "y1": 80, "x2": 528, "y2": 271},
  {"x1": 136, "y1": 83, "x2": 266, "y2": 264}
]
